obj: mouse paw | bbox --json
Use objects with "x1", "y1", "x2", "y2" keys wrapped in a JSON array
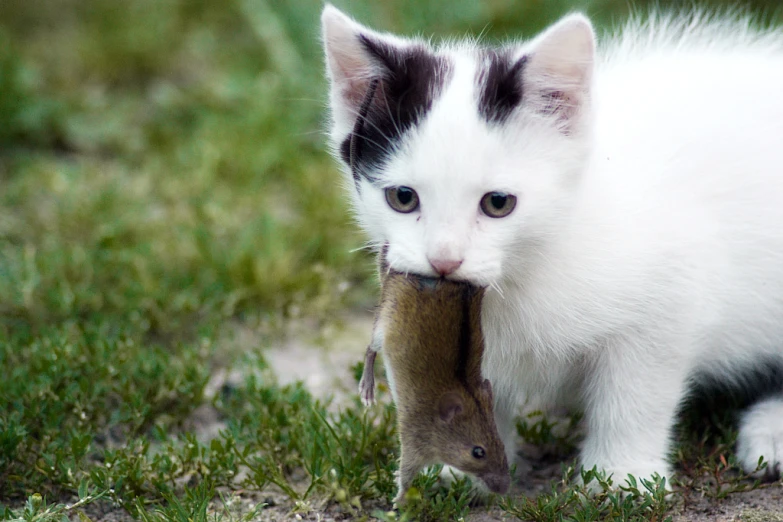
[{"x1": 358, "y1": 375, "x2": 375, "y2": 406}]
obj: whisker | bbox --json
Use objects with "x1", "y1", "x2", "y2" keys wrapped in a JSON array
[
  {"x1": 293, "y1": 130, "x2": 327, "y2": 138},
  {"x1": 342, "y1": 102, "x2": 399, "y2": 150},
  {"x1": 386, "y1": 255, "x2": 398, "y2": 277},
  {"x1": 279, "y1": 97, "x2": 326, "y2": 104},
  {"x1": 490, "y1": 281, "x2": 505, "y2": 299},
  {"x1": 475, "y1": 23, "x2": 493, "y2": 45},
  {"x1": 380, "y1": 84, "x2": 405, "y2": 142},
  {"x1": 349, "y1": 244, "x2": 374, "y2": 254},
  {"x1": 347, "y1": 130, "x2": 393, "y2": 156}
]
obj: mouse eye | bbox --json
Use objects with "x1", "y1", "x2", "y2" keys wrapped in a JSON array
[
  {"x1": 472, "y1": 446, "x2": 486, "y2": 459},
  {"x1": 385, "y1": 186, "x2": 420, "y2": 213}
]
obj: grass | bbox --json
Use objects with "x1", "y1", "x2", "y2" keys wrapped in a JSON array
[
  {"x1": 500, "y1": 468, "x2": 671, "y2": 522},
  {"x1": 1, "y1": 0, "x2": 782, "y2": 520}
]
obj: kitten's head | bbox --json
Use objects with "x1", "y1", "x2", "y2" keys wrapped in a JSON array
[{"x1": 322, "y1": 5, "x2": 595, "y2": 286}]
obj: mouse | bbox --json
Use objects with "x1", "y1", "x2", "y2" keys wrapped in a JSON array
[{"x1": 359, "y1": 253, "x2": 510, "y2": 505}]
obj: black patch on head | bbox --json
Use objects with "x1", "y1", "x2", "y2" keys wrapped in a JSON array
[
  {"x1": 477, "y1": 50, "x2": 528, "y2": 125},
  {"x1": 340, "y1": 36, "x2": 450, "y2": 188},
  {"x1": 342, "y1": 77, "x2": 380, "y2": 187}
]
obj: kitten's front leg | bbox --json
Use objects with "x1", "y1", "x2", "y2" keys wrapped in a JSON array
[
  {"x1": 493, "y1": 392, "x2": 522, "y2": 467},
  {"x1": 578, "y1": 333, "x2": 692, "y2": 489}
]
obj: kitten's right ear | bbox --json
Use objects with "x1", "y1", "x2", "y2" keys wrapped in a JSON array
[{"x1": 321, "y1": 5, "x2": 399, "y2": 135}]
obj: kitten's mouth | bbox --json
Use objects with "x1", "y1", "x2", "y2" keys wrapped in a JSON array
[{"x1": 433, "y1": 271, "x2": 493, "y2": 289}]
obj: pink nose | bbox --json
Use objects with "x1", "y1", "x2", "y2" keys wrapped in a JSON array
[{"x1": 429, "y1": 258, "x2": 463, "y2": 276}]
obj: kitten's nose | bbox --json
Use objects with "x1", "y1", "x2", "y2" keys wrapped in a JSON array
[{"x1": 428, "y1": 258, "x2": 463, "y2": 276}]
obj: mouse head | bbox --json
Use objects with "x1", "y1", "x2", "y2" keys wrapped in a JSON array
[{"x1": 434, "y1": 379, "x2": 510, "y2": 494}]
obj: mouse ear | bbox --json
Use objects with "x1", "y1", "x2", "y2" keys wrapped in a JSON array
[
  {"x1": 480, "y1": 379, "x2": 494, "y2": 402},
  {"x1": 438, "y1": 391, "x2": 464, "y2": 423}
]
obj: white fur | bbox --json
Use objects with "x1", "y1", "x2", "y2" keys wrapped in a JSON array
[
  {"x1": 323, "y1": 6, "x2": 783, "y2": 485},
  {"x1": 737, "y1": 397, "x2": 783, "y2": 477}
]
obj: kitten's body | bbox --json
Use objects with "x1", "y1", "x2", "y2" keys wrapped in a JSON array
[
  {"x1": 482, "y1": 20, "x2": 783, "y2": 478},
  {"x1": 322, "y1": 6, "x2": 783, "y2": 484}
]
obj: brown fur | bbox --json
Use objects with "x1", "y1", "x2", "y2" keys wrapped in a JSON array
[{"x1": 359, "y1": 260, "x2": 510, "y2": 504}]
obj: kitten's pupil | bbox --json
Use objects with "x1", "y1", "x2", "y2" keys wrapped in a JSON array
[
  {"x1": 491, "y1": 194, "x2": 506, "y2": 209},
  {"x1": 480, "y1": 192, "x2": 517, "y2": 218},
  {"x1": 385, "y1": 186, "x2": 420, "y2": 213}
]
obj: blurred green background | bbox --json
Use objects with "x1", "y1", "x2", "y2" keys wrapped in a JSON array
[
  {"x1": 1, "y1": 0, "x2": 781, "y2": 334},
  {"x1": 1, "y1": 0, "x2": 782, "y2": 516}
]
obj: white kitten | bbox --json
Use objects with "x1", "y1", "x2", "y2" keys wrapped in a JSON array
[{"x1": 321, "y1": 5, "x2": 783, "y2": 486}]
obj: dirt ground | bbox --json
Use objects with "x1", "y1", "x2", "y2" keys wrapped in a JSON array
[
  {"x1": 233, "y1": 313, "x2": 783, "y2": 521},
  {"x1": 71, "y1": 314, "x2": 783, "y2": 521}
]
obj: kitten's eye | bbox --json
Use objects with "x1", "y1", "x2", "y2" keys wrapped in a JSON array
[
  {"x1": 385, "y1": 186, "x2": 420, "y2": 213},
  {"x1": 472, "y1": 446, "x2": 486, "y2": 459},
  {"x1": 480, "y1": 192, "x2": 517, "y2": 218}
]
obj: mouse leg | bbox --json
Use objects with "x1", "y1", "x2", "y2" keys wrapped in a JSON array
[
  {"x1": 394, "y1": 445, "x2": 426, "y2": 506},
  {"x1": 393, "y1": 467, "x2": 414, "y2": 506},
  {"x1": 358, "y1": 345, "x2": 378, "y2": 406}
]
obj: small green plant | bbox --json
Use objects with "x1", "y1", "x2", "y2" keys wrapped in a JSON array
[
  {"x1": 3, "y1": 484, "x2": 109, "y2": 522},
  {"x1": 373, "y1": 466, "x2": 480, "y2": 522},
  {"x1": 220, "y1": 376, "x2": 399, "y2": 505},
  {"x1": 675, "y1": 426, "x2": 772, "y2": 500},
  {"x1": 501, "y1": 466, "x2": 672, "y2": 522},
  {"x1": 516, "y1": 410, "x2": 583, "y2": 459},
  {"x1": 674, "y1": 386, "x2": 775, "y2": 501}
]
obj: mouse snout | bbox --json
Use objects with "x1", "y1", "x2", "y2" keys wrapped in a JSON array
[{"x1": 481, "y1": 473, "x2": 510, "y2": 495}]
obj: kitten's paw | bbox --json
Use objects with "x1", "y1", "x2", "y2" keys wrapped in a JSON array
[{"x1": 737, "y1": 396, "x2": 783, "y2": 480}]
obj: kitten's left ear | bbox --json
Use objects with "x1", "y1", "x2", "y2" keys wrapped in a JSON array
[
  {"x1": 524, "y1": 13, "x2": 595, "y2": 132},
  {"x1": 321, "y1": 5, "x2": 374, "y2": 105}
]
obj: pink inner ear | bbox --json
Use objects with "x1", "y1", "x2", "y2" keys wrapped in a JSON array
[{"x1": 438, "y1": 391, "x2": 464, "y2": 423}]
